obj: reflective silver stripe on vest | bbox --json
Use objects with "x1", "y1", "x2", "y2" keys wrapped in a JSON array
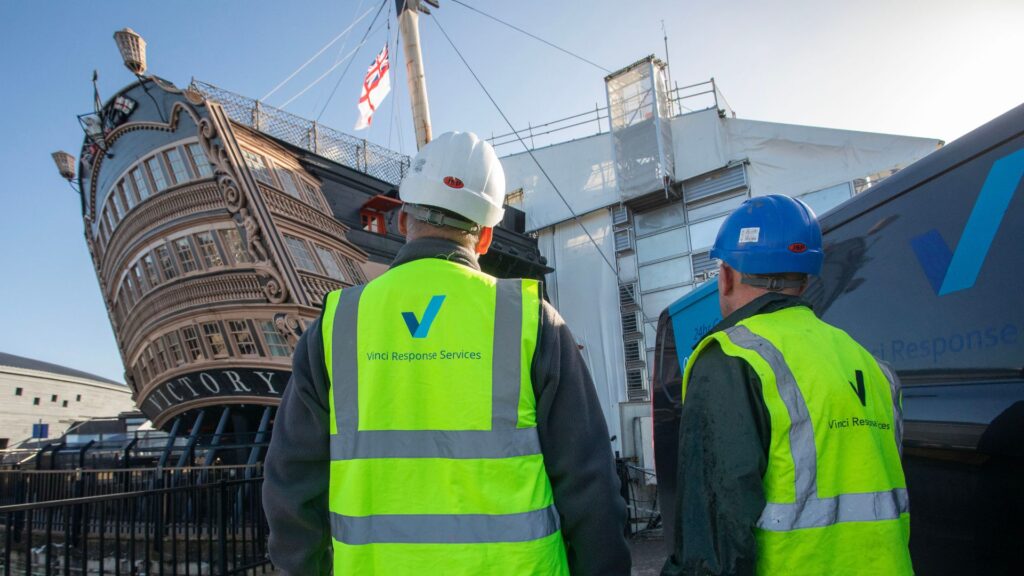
[
  {"x1": 329, "y1": 427, "x2": 541, "y2": 460},
  {"x1": 330, "y1": 278, "x2": 541, "y2": 459},
  {"x1": 723, "y1": 325, "x2": 908, "y2": 532},
  {"x1": 330, "y1": 504, "x2": 560, "y2": 545},
  {"x1": 877, "y1": 360, "x2": 904, "y2": 457},
  {"x1": 758, "y1": 488, "x2": 909, "y2": 532}
]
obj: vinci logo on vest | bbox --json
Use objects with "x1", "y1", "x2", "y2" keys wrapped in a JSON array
[
  {"x1": 910, "y1": 148, "x2": 1024, "y2": 296},
  {"x1": 402, "y1": 295, "x2": 446, "y2": 338}
]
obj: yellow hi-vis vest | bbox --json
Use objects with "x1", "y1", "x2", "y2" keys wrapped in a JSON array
[
  {"x1": 683, "y1": 306, "x2": 912, "y2": 576},
  {"x1": 322, "y1": 258, "x2": 570, "y2": 575}
]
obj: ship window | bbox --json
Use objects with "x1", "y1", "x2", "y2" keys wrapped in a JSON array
[
  {"x1": 111, "y1": 189, "x2": 126, "y2": 220},
  {"x1": 195, "y1": 232, "x2": 224, "y2": 268},
  {"x1": 181, "y1": 326, "x2": 205, "y2": 361},
  {"x1": 76, "y1": 395, "x2": 81, "y2": 402},
  {"x1": 165, "y1": 147, "x2": 192, "y2": 185},
  {"x1": 121, "y1": 180, "x2": 140, "y2": 208},
  {"x1": 137, "y1": 357, "x2": 150, "y2": 385},
  {"x1": 187, "y1": 143, "x2": 214, "y2": 178},
  {"x1": 342, "y1": 256, "x2": 365, "y2": 283},
  {"x1": 164, "y1": 332, "x2": 186, "y2": 366},
  {"x1": 314, "y1": 245, "x2": 347, "y2": 281},
  {"x1": 122, "y1": 276, "x2": 137, "y2": 308},
  {"x1": 260, "y1": 320, "x2": 291, "y2": 357},
  {"x1": 144, "y1": 346, "x2": 158, "y2": 378},
  {"x1": 302, "y1": 182, "x2": 326, "y2": 211},
  {"x1": 202, "y1": 322, "x2": 230, "y2": 358},
  {"x1": 141, "y1": 253, "x2": 162, "y2": 287},
  {"x1": 103, "y1": 206, "x2": 116, "y2": 229},
  {"x1": 132, "y1": 264, "x2": 147, "y2": 294},
  {"x1": 51, "y1": 394, "x2": 57, "y2": 402},
  {"x1": 153, "y1": 338, "x2": 169, "y2": 373},
  {"x1": 155, "y1": 244, "x2": 178, "y2": 280},
  {"x1": 131, "y1": 168, "x2": 150, "y2": 200},
  {"x1": 119, "y1": 182, "x2": 136, "y2": 213},
  {"x1": 174, "y1": 237, "x2": 199, "y2": 273},
  {"x1": 219, "y1": 228, "x2": 252, "y2": 265},
  {"x1": 284, "y1": 235, "x2": 319, "y2": 272},
  {"x1": 33, "y1": 397, "x2": 40, "y2": 406},
  {"x1": 241, "y1": 149, "x2": 276, "y2": 187},
  {"x1": 147, "y1": 157, "x2": 169, "y2": 192},
  {"x1": 275, "y1": 167, "x2": 303, "y2": 199},
  {"x1": 62, "y1": 400, "x2": 68, "y2": 408},
  {"x1": 228, "y1": 320, "x2": 260, "y2": 356},
  {"x1": 14, "y1": 388, "x2": 22, "y2": 396}
]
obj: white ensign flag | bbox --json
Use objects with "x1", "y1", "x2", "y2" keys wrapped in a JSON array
[{"x1": 354, "y1": 45, "x2": 391, "y2": 130}]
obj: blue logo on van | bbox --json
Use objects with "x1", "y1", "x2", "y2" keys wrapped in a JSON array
[
  {"x1": 402, "y1": 295, "x2": 446, "y2": 338},
  {"x1": 910, "y1": 148, "x2": 1024, "y2": 296}
]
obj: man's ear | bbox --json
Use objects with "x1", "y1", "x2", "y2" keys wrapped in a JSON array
[
  {"x1": 398, "y1": 210, "x2": 409, "y2": 236},
  {"x1": 719, "y1": 262, "x2": 735, "y2": 296},
  {"x1": 475, "y1": 227, "x2": 493, "y2": 255}
]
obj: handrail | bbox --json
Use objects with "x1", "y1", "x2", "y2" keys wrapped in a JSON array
[{"x1": 0, "y1": 477, "x2": 256, "y2": 513}]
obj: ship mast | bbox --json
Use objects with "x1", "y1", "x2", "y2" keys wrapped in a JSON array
[{"x1": 396, "y1": 0, "x2": 438, "y2": 149}]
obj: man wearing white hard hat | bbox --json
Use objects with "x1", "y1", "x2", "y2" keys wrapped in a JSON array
[{"x1": 264, "y1": 131, "x2": 631, "y2": 575}]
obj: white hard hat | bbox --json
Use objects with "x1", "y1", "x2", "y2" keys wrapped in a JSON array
[{"x1": 399, "y1": 131, "x2": 506, "y2": 228}]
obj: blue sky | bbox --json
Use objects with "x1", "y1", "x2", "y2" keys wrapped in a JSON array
[{"x1": 0, "y1": 0, "x2": 1021, "y2": 382}]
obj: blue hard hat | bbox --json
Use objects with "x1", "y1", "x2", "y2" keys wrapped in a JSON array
[{"x1": 710, "y1": 194, "x2": 823, "y2": 275}]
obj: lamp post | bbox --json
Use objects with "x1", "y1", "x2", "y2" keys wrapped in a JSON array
[
  {"x1": 51, "y1": 150, "x2": 81, "y2": 195},
  {"x1": 114, "y1": 27, "x2": 165, "y2": 122}
]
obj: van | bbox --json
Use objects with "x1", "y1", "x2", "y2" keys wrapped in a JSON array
[{"x1": 653, "y1": 103, "x2": 1024, "y2": 574}]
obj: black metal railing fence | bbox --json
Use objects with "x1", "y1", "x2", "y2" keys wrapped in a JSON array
[
  {"x1": 0, "y1": 465, "x2": 262, "y2": 507},
  {"x1": 0, "y1": 478, "x2": 270, "y2": 575}
]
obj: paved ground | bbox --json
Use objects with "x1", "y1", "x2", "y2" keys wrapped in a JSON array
[{"x1": 630, "y1": 529, "x2": 667, "y2": 575}]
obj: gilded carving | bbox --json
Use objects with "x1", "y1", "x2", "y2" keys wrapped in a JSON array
[
  {"x1": 273, "y1": 313, "x2": 304, "y2": 348},
  {"x1": 240, "y1": 207, "x2": 270, "y2": 263}
]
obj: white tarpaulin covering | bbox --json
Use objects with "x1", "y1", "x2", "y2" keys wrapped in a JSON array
[
  {"x1": 501, "y1": 134, "x2": 617, "y2": 231},
  {"x1": 672, "y1": 109, "x2": 941, "y2": 199},
  {"x1": 502, "y1": 106, "x2": 941, "y2": 446},
  {"x1": 536, "y1": 209, "x2": 626, "y2": 452}
]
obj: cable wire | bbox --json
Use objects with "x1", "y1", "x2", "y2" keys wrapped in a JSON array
[
  {"x1": 449, "y1": 0, "x2": 611, "y2": 74},
  {"x1": 278, "y1": 21, "x2": 388, "y2": 110},
  {"x1": 260, "y1": 5, "x2": 376, "y2": 102},
  {"x1": 316, "y1": 0, "x2": 389, "y2": 121},
  {"x1": 430, "y1": 13, "x2": 618, "y2": 275}
]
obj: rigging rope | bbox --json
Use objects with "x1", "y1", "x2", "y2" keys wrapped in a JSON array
[
  {"x1": 260, "y1": 4, "x2": 376, "y2": 102},
  {"x1": 449, "y1": 0, "x2": 611, "y2": 74},
  {"x1": 316, "y1": 0, "x2": 389, "y2": 121},
  {"x1": 430, "y1": 13, "x2": 619, "y2": 276},
  {"x1": 278, "y1": 20, "x2": 388, "y2": 110}
]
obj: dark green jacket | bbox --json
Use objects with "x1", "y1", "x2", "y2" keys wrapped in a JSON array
[{"x1": 660, "y1": 294, "x2": 810, "y2": 576}]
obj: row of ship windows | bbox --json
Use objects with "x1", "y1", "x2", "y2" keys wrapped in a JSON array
[
  {"x1": 113, "y1": 228, "x2": 364, "y2": 321},
  {"x1": 240, "y1": 148, "x2": 329, "y2": 212},
  {"x1": 283, "y1": 234, "x2": 366, "y2": 284},
  {"x1": 97, "y1": 142, "x2": 214, "y2": 250},
  {"x1": 114, "y1": 228, "x2": 251, "y2": 319},
  {"x1": 132, "y1": 319, "x2": 293, "y2": 388}
]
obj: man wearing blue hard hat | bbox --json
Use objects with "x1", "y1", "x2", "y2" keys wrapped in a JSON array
[{"x1": 661, "y1": 195, "x2": 912, "y2": 575}]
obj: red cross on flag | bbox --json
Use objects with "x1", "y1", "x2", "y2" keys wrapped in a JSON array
[{"x1": 354, "y1": 45, "x2": 391, "y2": 131}]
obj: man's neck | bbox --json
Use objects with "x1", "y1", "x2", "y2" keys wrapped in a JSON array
[{"x1": 391, "y1": 236, "x2": 481, "y2": 271}]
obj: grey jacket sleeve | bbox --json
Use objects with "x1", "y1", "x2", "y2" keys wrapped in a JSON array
[
  {"x1": 533, "y1": 300, "x2": 632, "y2": 576},
  {"x1": 263, "y1": 318, "x2": 332, "y2": 576}
]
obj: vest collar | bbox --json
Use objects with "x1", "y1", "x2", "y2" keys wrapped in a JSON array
[
  {"x1": 701, "y1": 293, "x2": 811, "y2": 350},
  {"x1": 390, "y1": 237, "x2": 482, "y2": 272}
]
